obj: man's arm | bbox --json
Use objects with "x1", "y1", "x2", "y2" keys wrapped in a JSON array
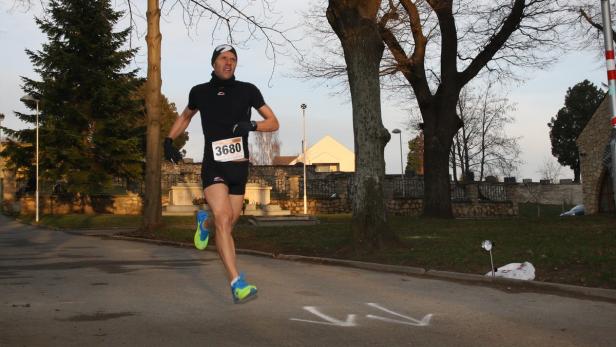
[
  {"x1": 163, "y1": 106, "x2": 198, "y2": 163},
  {"x1": 254, "y1": 104, "x2": 279, "y2": 132},
  {"x1": 167, "y1": 106, "x2": 198, "y2": 139}
]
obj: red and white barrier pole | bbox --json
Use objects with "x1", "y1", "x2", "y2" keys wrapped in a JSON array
[{"x1": 600, "y1": 0, "x2": 616, "y2": 209}]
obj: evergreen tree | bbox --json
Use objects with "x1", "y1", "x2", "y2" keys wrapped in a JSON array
[
  {"x1": 132, "y1": 82, "x2": 189, "y2": 160},
  {"x1": 1, "y1": 0, "x2": 143, "y2": 194},
  {"x1": 548, "y1": 80, "x2": 605, "y2": 182},
  {"x1": 405, "y1": 134, "x2": 424, "y2": 176}
]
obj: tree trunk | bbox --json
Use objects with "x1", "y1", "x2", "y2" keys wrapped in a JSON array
[
  {"x1": 327, "y1": 0, "x2": 396, "y2": 250},
  {"x1": 422, "y1": 102, "x2": 460, "y2": 218},
  {"x1": 455, "y1": 133, "x2": 464, "y2": 180},
  {"x1": 463, "y1": 131, "x2": 471, "y2": 180},
  {"x1": 450, "y1": 144, "x2": 457, "y2": 183},
  {"x1": 142, "y1": 0, "x2": 163, "y2": 232}
]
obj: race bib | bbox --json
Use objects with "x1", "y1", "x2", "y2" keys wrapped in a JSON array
[{"x1": 212, "y1": 137, "x2": 245, "y2": 162}]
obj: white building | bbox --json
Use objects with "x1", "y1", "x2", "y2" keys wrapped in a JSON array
[{"x1": 284, "y1": 135, "x2": 355, "y2": 172}]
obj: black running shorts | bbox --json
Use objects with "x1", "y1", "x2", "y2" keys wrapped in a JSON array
[{"x1": 201, "y1": 160, "x2": 249, "y2": 195}]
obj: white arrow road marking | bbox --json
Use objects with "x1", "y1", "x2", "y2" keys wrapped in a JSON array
[
  {"x1": 290, "y1": 306, "x2": 357, "y2": 327},
  {"x1": 365, "y1": 303, "x2": 432, "y2": 326}
]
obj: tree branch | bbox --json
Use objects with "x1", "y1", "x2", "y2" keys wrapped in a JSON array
[
  {"x1": 579, "y1": 7, "x2": 616, "y2": 44},
  {"x1": 378, "y1": 0, "x2": 432, "y2": 104},
  {"x1": 457, "y1": 0, "x2": 525, "y2": 87}
]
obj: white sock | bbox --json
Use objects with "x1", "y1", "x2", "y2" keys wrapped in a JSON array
[{"x1": 230, "y1": 276, "x2": 240, "y2": 286}]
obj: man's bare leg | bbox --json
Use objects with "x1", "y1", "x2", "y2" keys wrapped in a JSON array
[
  {"x1": 229, "y1": 194, "x2": 245, "y2": 226},
  {"x1": 203, "y1": 184, "x2": 244, "y2": 282}
]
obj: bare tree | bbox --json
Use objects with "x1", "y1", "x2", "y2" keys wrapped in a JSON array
[
  {"x1": 141, "y1": 0, "x2": 164, "y2": 230},
  {"x1": 380, "y1": 0, "x2": 570, "y2": 217},
  {"x1": 537, "y1": 156, "x2": 563, "y2": 183},
  {"x1": 326, "y1": 0, "x2": 398, "y2": 250},
  {"x1": 249, "y1": 131, "x2": 281, "y2": 165},
  {"x1": 522, "y1": 157, "x2": 563, "y2": 217},
  {"x1": 451, "y1": 83, "x2": 521, "y2": 181},
  {"x1": 302, "y1": 0, "x2": 571, "y2": 218},
  {"x1": 453, "y1": 86, "x2": 479, "y2": 181},
  {"x1": 521, "y1": 156, "x2": 564, "y2": 218},
  {"x1": 523, "y1": 181, "x2": 544, "y2": 217},
  {"x1": 567, "y1": 1, "x2": 616, "y2": 51}
]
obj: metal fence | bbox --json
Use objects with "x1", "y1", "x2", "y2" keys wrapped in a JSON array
[
  {"x1": 158, "y1": 168, "x2": 514, "y2": 202},
  {"x1": 346, "y1": 176, "x2": 472, "y2": 201},
  {"x1": 451, "y1": 184, "x2": 467, "y2": 201},
  {"x1": 478, "y1": 183, "x2": 508, "y2": 201},
  {"x1": 162, "y1": 172, "x2": 201, "y2": 192},
  {"x1": 298, "y1": 178, "x2": 339, "y2": 199},
  {"x1": 12, "y1": 162, "x2": 511, "y2": 202},
  {"x1": 248, "y1": 175, "x2": 290, "y2": 199},
  {"x1": 392, "y1": 177, "x2": 424, "y2": 198}
]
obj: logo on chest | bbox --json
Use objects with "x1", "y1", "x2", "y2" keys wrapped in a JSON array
[{"x1": 217, "y1": 87, "x2": 225, "y2": 96}]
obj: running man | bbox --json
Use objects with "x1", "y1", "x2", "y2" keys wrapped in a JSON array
[{"x1": 163, "y1": 44, "x2": 280, "y2": 303}]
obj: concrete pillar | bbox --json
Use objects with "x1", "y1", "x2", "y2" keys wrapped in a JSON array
[{"x1": 288, "y1": 175, "x2": 300, "y2": 199}]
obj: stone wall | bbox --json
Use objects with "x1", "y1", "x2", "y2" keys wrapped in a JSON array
[
  {"x1": 20, "y1": 193, "x2": 143, "y2": 215},
  {"x1": 162, "y1": 163, "x2": 412, "y2": 199},
  {"x1": 386, "y1": 199, "x2": 420, "y2": 216},
  {"x1": 161, "y1": 163, "x2": 316, "y2": 191},
  {"x1": 271, "y1": 197, "x2": 517, "y2": 217},
  {"x1": 17, "y1": 192, "x2": 517, "y2": 218},
  {"x1": 11, "y1": 162, "x2": 581, "y2": 217},
  {"x1": 576, "y1": 97, "x2": 614, "y2": 214},
  {"x1": 271, "y1": 197, "x2": 419, "y2": 216},
  {"x1": 0, "y1": 168, "x2": 18, "y2": 213},
  {"x1": 1, "y1": 157, "x2": 18, "y2": 205},
  {"x1": 271, "y1": 198, "x2": 351, "y2": 215},
  {"x1": 16, "y1": 191, "x2": 518, "y2": 218},
  {"x1": 505, "y1": 182, "x2": 582, "y2": 205},
  {"x1": 452, "y1": 201, "x2": 518, "y2": 218},
  {"x1": 161, "y1": 162, "x2": 202, "y2": 192},
  {"x1": 11, "y1": 171, "x2": 578, "y2": 217}
]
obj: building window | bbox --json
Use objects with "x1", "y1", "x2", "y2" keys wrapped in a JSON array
[{"x1": 314, "y1": 163, "x2": 339, "y2": 173}]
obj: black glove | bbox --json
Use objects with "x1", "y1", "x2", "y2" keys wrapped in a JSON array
[
  {"x1": 163, "y1": 137, "x2": 182, "y2": 163},
  {"x1": 232, "y1": 121, "x2": 257, "y2": 136}
]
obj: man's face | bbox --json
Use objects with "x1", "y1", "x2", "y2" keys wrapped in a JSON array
[{"x1": 212, "y1": 51, "x2": 237, "y2": 80}]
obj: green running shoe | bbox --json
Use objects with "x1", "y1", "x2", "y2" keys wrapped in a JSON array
[
  {"x1": 231, "y1": 273, "x2": 258, "y2": 304},
  {"x1": 194, "y1": 210, "x2": 209, "y2": 250}
]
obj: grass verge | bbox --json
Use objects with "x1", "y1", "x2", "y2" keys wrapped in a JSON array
[{"x1": 13, "y1": 205, "x2": 616, "y2": 289}]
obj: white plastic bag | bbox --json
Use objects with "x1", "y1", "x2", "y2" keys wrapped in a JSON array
[{"x1": 485, "y1": 261, "x2": 535, "y2": 280}]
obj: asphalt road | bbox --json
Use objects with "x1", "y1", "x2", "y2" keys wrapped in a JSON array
[{"x1": 1, "y1": 215, "x2": 615, "y2": 347}]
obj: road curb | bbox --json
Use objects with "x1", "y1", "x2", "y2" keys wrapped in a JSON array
[
  {"x1": 109, "y1": 235, "x2": 278, "y2": 259},
  {"x1": 276, "y1": 254, "x2": 426, "y2": 275},
  {"x1": 110, "y1": 234, "x2": 193, "y2": 248},
  {"x1": 425, "y1": 269, "x2": 492, "y2": 283},
  {"x1": 501, "y1": 278, "x2": 616, "y2": 301},
  {"x1": 84, "y1": 230, "x2": 616, "y2": 302},
  {"x1": 275, "y1": 256, "x2": 616, "y2": 302},
  {"x1": 236, "y1": 248, "x2": 278, "y2": 258}
]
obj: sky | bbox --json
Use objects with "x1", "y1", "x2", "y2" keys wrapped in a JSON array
[{"x1": 0, "y1": 1, "x2": 609, "y2": 180}]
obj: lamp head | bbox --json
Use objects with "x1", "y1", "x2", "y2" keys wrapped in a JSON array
[
  {"x1": 392, "y1": 128, "x2": 401, "y2": 134},
  {"x1": 300, "y1": 103, "x2": 307, "y2": 110},
  {"x1": 20, "y1": 94, "x2": 39, "y2": 104},
  {"x1": 481, "y1": 240, "x2": 493, "y2": 251}
]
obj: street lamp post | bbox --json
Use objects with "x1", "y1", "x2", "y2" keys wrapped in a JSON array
[
  {"x1": 600, "y1": 0, "x2": 616, "y2": 209},
  {"x1": 0, "y1": 113, "x2": 4, "y2": 201},
  {"x1": 392, "y1": 129, "x2": 404, "y2": 196},
  {"x1": 0, "y1": 113, "x2": 4, "y2": 141},
  {"x1": 0, "y1": 113, "x2": 3, "y2": 201},
  {"x1": 20, "y1": 95, "x2": 40, "y2": 222},
  {"x1": 301, "y1": 103, "x2": 308, "y2": 215}
]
